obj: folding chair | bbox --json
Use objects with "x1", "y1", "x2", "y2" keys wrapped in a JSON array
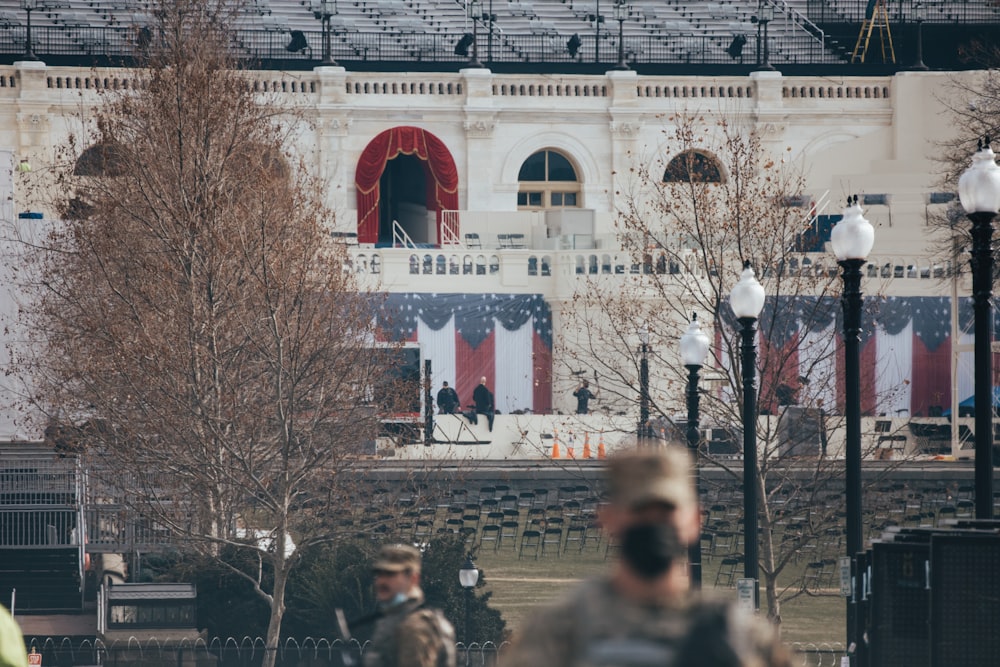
[
  {"x1": 564, "y1": 524, "x2": 586, "y2": 553},
  {"x1": 480, "y1": 524, "x2": 501, "y2": 550},
  {"x1": 542, "y1": 526, "x2": 563, "y2": 557},
  {"x1": 519, "y1": 529, "x2": 542, "y2": 560},
  {"x1": 499, "y1": 520, "x2": 520, "y2": 550}
]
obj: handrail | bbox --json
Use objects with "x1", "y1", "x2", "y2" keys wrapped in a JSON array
[
  {"x1": 440, "y1": 211, "x2": 461, "y2": 246},
  {"x1": 391, "y1": 220, "x2": 417, "y2": 249},
  {"x1": 774, "y1": 0, "x2": 826, "y2": 50}
]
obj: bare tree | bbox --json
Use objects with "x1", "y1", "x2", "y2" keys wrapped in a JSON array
[
  {"x1": 13, "y1": 3, "x2": 390, "y2": 662},
  {"x1": 923, "y1": 66, "x2": 1000, "y2": 282},
  {"x1": 558, "y1": 113, "x2": 892, "y2": 623}
]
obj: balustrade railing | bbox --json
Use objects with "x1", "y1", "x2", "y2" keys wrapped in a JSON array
[
  {"x1": 0, "y1": 508, "x2": 78, "y2": 548},
  {"x1": 347, "y1": 245, "x2": 955, "y2": 288}
]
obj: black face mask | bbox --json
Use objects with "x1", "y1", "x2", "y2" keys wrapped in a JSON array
[{"x1": 620, "y1": 522, "x2": 686, "y2": 579}]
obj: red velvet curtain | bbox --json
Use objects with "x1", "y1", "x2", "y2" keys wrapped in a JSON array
[{"x1": 355, "y1": 126, "x2": 459, "y2": 244}]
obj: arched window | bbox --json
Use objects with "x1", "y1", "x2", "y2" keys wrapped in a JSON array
[
  {"x1": 517, "y1": 149, "x2": 581, "y2": 210},
  {"x1": 74, "y1": 142, "x2": 126, "y2": 177},
  {"x1": 663, "y1": 150, "x2": 724, "y2": 184}
]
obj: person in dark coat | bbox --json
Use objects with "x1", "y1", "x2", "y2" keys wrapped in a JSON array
[
  {"x1": 573, "y1": 380, "x2": 597, "y2": 414},
  {"x1": 472, "y1": 376, "x2": 495, "y2": 431},
  {"x1": 436, "y1": 381, "x2": 460, "y2": 414}
]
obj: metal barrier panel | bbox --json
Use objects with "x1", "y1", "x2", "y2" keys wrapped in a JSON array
[
  {"x1": 869, "y1": 540, "x2": 930, "y2": 667},
  {"x1": 929, "y1": 533, "x2": 1000, "y2": 667}
]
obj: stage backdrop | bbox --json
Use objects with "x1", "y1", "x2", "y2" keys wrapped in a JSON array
[
  {"x1": 720, "y1": 295, "x2": 988, "y2": 419},
  {"x1": 379, "y1": 293, "x2": 553, "y2": 415}
]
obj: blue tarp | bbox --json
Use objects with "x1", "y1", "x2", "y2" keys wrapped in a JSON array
[{"x1": 941, "y1": 387, "x2": 1000, "y2": 417}]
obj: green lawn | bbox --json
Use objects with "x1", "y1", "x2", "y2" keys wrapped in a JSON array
[{"x1": 473, "y1": 543, "x2": 846, "y2": 647}]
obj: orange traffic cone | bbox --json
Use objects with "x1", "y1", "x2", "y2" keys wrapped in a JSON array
[
  {"x1": 597, "y1": 433, "x2": 606, "y2": 459},
  {"x1": 583, "y1": 432, "x2": 591, "y2": 459},
  {"x1": 552, "y1": 429, "x2": 561, "y2": 459},
  {"x1": 567, "y1": 434, "x2": 576, "y2": 459}
]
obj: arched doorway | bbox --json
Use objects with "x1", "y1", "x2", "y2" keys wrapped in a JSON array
[{"x1": 355, "y1": 127, "x2": 459, "y2": 245}]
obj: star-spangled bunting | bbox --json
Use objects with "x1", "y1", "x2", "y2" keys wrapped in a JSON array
[{"x1": 379, "y1": 293, "x2": 553, "y2": 350}]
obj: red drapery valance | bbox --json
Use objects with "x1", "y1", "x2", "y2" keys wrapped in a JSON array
[{"x1": 355, "y1": 126, "x2": 459, "y2": 244}]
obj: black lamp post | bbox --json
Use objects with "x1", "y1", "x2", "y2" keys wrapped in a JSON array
[
  {"x1": 680, "y1": 313, "x2": 710, "y2": 589},
  {"x1": 313, "y1": 0, "x2": 337, "y2": 66},
  {"x1": 638, "y1": 325, "x2": 651, "y2": 443},
  {"x1": 730, "y1": 260, "x2": 765, "y2": 610},
  {"x1": 754, "y1": 2, "x2": 775, "y2": 72},
  {"x1": 831, "y1": 195, "x2": 875, "y2": 660},
  {"x1": 20, "y1": 0, "x2": 38, "y2": 61},
  {"x1": 484, "y1": 0, "x2": 496, "y2": 64},
  {"x1": 466, "y1": 0, "x2": 485, "y2": 69},
  {"x1": 910, "y1": 3, "x2": 928, "y2": 71},
  {"x1": 587, "y1": 1, "x2": 605, "y2": 64},
  {"x1": 458, "y1": 556, "x2": 480, "y2": 643},
  {"x1": 958, "y1": 137, "x2": 1000, "y2": 520},
  {"x1": 612, "y1": 1, "x2": 629, "y2": 71}
]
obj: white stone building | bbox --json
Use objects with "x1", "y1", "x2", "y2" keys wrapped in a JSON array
[{"x1": 2, "y1": 62, "x2": 983, "y2": 458}]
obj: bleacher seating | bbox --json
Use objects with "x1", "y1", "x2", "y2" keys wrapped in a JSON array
[{"x1": 0, "y1": 0, "x2": 859, "y2": 64}]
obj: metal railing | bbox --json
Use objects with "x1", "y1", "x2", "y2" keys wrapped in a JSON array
[
  {"x1": 805, "y1": 0, "x2": 1000, "y2": 24},
  {"x1": 20, "y1": 636, "x2": 847, "y2": 667},
  {"x1": 22, "y1": 637, "x2": 507, "y2": 667},
  {"x1": 0, "y1": 508, "x2": 79, "y2": 547},
  {"x1": 0, "y1": 26, "x2": 844, "y2": 66},
  {"x1": 82, "y1": 506, "x2": 176, "y2": 552},
  {"x1": 0, "y1": 459, "x2": 80, "y2": 504}
]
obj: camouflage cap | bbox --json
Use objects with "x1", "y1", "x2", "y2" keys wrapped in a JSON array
[
  {"x1": 373, "y1": 543, "x2": 422, "y2": 573},
  {"x1": 606, "y1": 445, "x2": 695, "y2": 509}
]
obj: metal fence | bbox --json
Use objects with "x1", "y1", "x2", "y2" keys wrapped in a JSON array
[
  {"x1": 23, "y1": 636, "x2": 845, "y2": 667},
  {"x1": 805, "y1": 0, "x2": 1000, "y2": 24},
  {"x1": 0, "y1": 26, "x2": 834, "y2": 66},
  {"x1": 23, "y1": 637, "x2": 506, "y2": 667},
  {"x1": 0, "y1": 508, "x2": 79, "y2": 547}
]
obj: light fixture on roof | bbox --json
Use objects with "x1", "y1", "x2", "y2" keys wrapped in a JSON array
[
  {"x1": 286, "y1": 30, "x2": 309, "y2": 54},
  {"x1": 462, "y1": 0, "x2": 485, "y2": 69},
  {"x1": 312, "y1": 0, "x2": 338, "y2": 66},
  {"x1": 611, "y1": 1, "x2": 630, "y2": 71},
  {"x1": 750, "y1": 1, "x2": 776, "y2": 71},
  {"x1": 20, "y1": 0, "x2": 40, "y2": 62}
]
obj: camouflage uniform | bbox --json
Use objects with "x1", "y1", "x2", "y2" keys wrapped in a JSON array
[
  {"x1": 503, "y1": 577, "x2": 792, "y2": 667},
  {"x1": 364, "y1": 589, "x2": 455, "y2": 667}
]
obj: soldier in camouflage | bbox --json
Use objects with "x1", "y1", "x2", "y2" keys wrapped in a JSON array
[
  {"x1": 364, "y1": 544, "x2": 456, "y2": 667},
  {"x1": 503, "y1": 446, "x2": 793, "y2": 667}
]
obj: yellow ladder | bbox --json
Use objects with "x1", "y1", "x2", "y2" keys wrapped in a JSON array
[{"x1": 851, "y1": 0, "x2": 895, "y2": 64}]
